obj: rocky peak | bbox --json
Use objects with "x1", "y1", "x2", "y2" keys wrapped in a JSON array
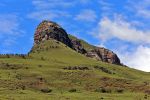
[
  {"x1": 33, "y1": 20, "x2": 122, "y2": 65},
  {"x1": 34, "y1": 20, "x2": 72, "y2": 48}
]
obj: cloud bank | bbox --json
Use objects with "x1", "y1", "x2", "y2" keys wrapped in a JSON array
[
  {"x1": 93, "y1": 15, "x2": 150, "y2": 72},
  {"x1": 98, "y1": 17, "x2": 150, "y2": 44},
  {"x1": 118, "y1": 46, "x2": 150, "y2": 72}
]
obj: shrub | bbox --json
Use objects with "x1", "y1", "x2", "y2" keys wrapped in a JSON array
[
  {"x1": 41, "y1": 57, "x2": 45, "y2": 61},
  {"x1": 5, "y1": 63, "x2": 10, "y2": 67},
  {"x1": 94, "y1": 66, "x2": 113, "y2": 74},
  {"x1": 95, "y1": 88, "x2": 102, "y2": 92},
  {"x1": 69, "y1": 89, "x2": 77, "y2": 93},
  {"x1": 38, "y1": 65, "x2": 42, "y2": 67},
  {"x1": 21, "y1": 85, "x2": 26, "y2": 90},
  {"x1": 6, "y1": 54, "x2": 10, "y2": 58},
  {"x1": 116, "y1": 88, "x2": 124, "y2": 93},
  {"x1": 15, "y1": 74, "x2": 22, "y2": 80},
  {"x1": 95, "y1": 87, "x2": 111, "y2": 93},
  {"x1": 41, "y1": 88, "x2": 52, "y2": 93},
  {"x1": 144, "y1": 95, "x2": 148, "y2": 99},
  {"x1": 102, "y1": 88, "x2": 111, "y2": 93},
  {"x1": 20, "y1": 55, "x2": 26, "y2": 59}
]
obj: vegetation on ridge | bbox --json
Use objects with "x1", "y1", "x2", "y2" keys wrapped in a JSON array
[{"x1": 0, "y1": 38, "x2": 149, "y2": 100}]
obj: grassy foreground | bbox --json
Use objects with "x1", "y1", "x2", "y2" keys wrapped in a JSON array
[{"x1": 0, "y1": 39, "x2": 149, "y2": 100}]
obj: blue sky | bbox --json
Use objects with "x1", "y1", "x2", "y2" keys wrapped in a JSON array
[{"x1": 0, "y1": 0, "x2": 150, "y2": 72}]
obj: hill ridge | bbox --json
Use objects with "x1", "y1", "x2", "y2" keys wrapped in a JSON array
[{"x1": 33, "y1": 20, "x2": 122, "y2": 65}]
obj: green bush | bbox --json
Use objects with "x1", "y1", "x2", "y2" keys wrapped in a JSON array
[
  {"x1": 116, "y1": 88, "x2": 124, "y2": 93},
  {"x1": 95, "y1": 87, "x2": 111, "y2": 93},
  {"x1": 69, "y1": 89, "x2": 77, "y2": 93},
  {"x1": 41, "y1": 88, "x2": 52, "y2": 93}
]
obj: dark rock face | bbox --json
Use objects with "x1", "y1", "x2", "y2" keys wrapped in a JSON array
[
  {"x1": 71, "y1": 39, "x2": 87, "y2": 54},
  {"x1": 34, "y1": 20, "x2": 72, "y2": 48},
  {"x1": 86, "y1": 48, "x2": 121, "y2": 65},
  {"x1": 69, "y1": 37, "x2": 121, "y2": 65},
  {"x1": 33, "y1": 20, "x2": 122, "y2": 65}
]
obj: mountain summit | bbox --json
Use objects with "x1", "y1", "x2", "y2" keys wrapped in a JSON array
[
  {"x1": 34, "y1": 20, "x2": 72, "y2": 47},
  {"x1": 33, "y1": 20, "x2": 121, "y2": 65}
]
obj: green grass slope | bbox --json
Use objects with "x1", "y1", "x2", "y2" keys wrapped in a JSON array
[{"x1": 0, "y1": 39, "x2": 149, "y2": 100}]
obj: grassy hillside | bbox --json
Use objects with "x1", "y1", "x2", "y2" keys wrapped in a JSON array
[{"x1": 0, "y1": 39, "x2": 149, "y2": 100}]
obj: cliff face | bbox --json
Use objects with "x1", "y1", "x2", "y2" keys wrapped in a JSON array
[
  {"x1": 33, "y1": 20, "x2": 122, "y2": 65},
  {"x1": 71, "y1": 39, "x2": 87, "y2": 54},
  {"x1": 69, "y1": 37, "x2": 121, "y2": 65},
  {"x1": 34, "y1": 20, "x2": 72, "y2": 48},
  {"x1": 86, "y1": 48, "x2": 121, "y2": 65}
]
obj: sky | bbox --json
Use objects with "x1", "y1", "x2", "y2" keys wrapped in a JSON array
[{"x1": 0, "y1": 0, "x2": 150, "y2": 72}]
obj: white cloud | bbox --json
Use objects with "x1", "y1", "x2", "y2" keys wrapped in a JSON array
[
  {"x1": 3, "y1": 38, "x2": 16, "y2": 46},
  {"x1": 75, "y1": 9, "x2": 97, "y2": 22},
  {"x1": 96, "y1": 16, "x2": 150, "y2": 44},
  {"x1": 30, "y1": 0, "x2": 93, "y2": 21},
  {"x1": 90, "y1": 15, "x2": 150, "y2": 72},
  {"x1": 0, "y1": 14, "x2": 24, "y2": 46},
  {"x1": 29, "y1": 0, "x2": 75, "y2": 21},
  {"x1": 99, "y1": 0, "x2": 113, "y2": 10},
  {"x1": 28, "y1": 10, "x2": 71, "y2": 21},
  {"x1": 32, "y1": 0, "x2": 91, "y2": 10},
  {"x1": 128, "y1": 0, "x2": 150, "y2": 19},
  {"x1": 117, "y1": 45, "x2": 150, "y2": 72},
  {"x1": 32, "y1": 0, "x2": 75, "y2": 10},
  {"x1": 98, "y1": 0, "x2": 114, "y2": 16},
  {"x1": 0, "y1": 14, "x2": 20, "y2": 35}
]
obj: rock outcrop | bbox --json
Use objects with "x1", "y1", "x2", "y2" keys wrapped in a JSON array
[
  {"x1": 86, "y1": 48, "x2": 121, "y2": 65},
  {"x1": 71, "y1": 39, "x2": 87, "y2": 54},
  {"x1": 69, "y1": 36, "x2": 121, "y2": 65},
  {"x1": 34, "y1": 20, "x2": 72, "y2": 48},
  {"x1": 33, "y1": 20, "x2": 122, "y2": 65}
]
